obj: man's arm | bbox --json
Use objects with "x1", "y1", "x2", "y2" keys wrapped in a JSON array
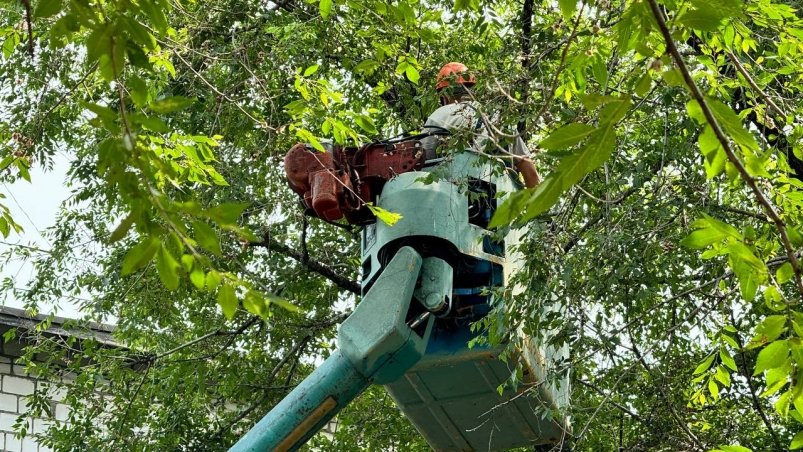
[
  {"x1": 509, "y1": 134, "x2": 540, "y2": 188},
  {"x1": 513, "y1": 155, "x2": 540, "y2": 188}
]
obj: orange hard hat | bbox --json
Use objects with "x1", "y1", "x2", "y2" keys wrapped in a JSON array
[{"x1": 435, "y1": 62, "x2": 476, "y2": 91}]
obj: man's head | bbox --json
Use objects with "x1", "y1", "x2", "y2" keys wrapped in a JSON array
[{"x1": 435, "y1": 62, "x2": 476, "y2": 105}]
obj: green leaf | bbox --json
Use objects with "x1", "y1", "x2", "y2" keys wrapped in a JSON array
[
  {"x1": 762, "y1": 366, "x2": 789, "y2": 397},
  {"x1": 98, "y1": 38, "x2": 126, "y2": 82},
  {"x1": 243, "y1": 290, "x2": 267, "y2": 318},
  {"x1": 634, "y1": 73, "x2": 652, "y2": 97},
  {"x1": 749, "y1": 315, "x2": 787, "y2": 348},
  {"x1": 678, "y1": 8, "x2": 725, "y2": 31},
  {"x1": 266, "y1": 294, "x2": 301, "y2": 313},
  {"x1": 34, "y1": 0, "x2": 64, "y2": 18},
  {"x1": 128, "y1": 76, "x2": 150, "y2": 107},
  {"x1": 558, "y1": 0, "x2": 576, "y2": 20},
  {"x1": 86, "y1": 24, "x2": 114, "y2": 63},
  {"x1": 303, "y1": 64, "x2": 320, "y2": 76},
  {"x1": 488, "y1": 186, "x2": 534, "y2": 229},
  {"x1": 180, "y1": 254, "x2": 194, "y2": 272},
  {"x1": 206, "y1": 270, "x2": 222, "y2": 291},
  {"x1": 142, "y1": 0, "x2": 168, "y2": 32},
  {"x1": 193, "y1": 221, "x2": 221, "y2": 256},
  {"x1": 579, "y1": 94, "x2": 621, "y2": 110},
  {"x1": 539, "y1": 123, "x2": 596, "y2": 151},
  {"x1": 693, "y1": 353, "x2": 715, "y2": 375},
  {"x1": 517, "y1": 125, "x2": 616, "y2": 222},
  {"x1": 109, "y1": 212, "x2": 135, "y2": 243},
  {"x1": 720, "y1": 349, "x2": 737, "y2": 371},
  {"x1": 155, "y1": 245, "x2": 181, "y2": 290},
  {"x1": 662, "y1": 68, "x2": 685, "y2": 87},
  {"x1": 715, "y1": 365, "x2": 731, "y2": 386},
  {"x1": 598, "y1": 98, "x2": 632, "y2": 125},
  {"x1": 319, "y1": 0, "x2": 333, "y2": 19},
  {"x1": 217, "y1": 282, "x2": 238, "y2": 320},
  {"x1": 778, "y1": 262, "x2": 795, "y2": 285},
  {"x1": 791, "y1": 431, "x2": 803, "y2": 450},
  {"x1": 707, "y1": 97, "x2": 758, "y2": 152},
  {"x1": 0, "y1": 156, "x2": 14, "y2": 172},
  {"x1": 354, "y1": 59, "x2": 380, "y2": 74},
  {"x1": 355, "y1": 115, "x2": 378, "y2": 135},
  {"x1": 776, "y1": 390, "x2": 793, "y2": 417},
  {"x1": 190, "y1": 267, "x2": 206, "y2": 290},
  {"x1": 728, "y1": 242, "x2": 768, "y2": 301},
  {"x1": 717, "y1": 446, "x2": 752, "y2": 452},
  {"x1": 405, "y1": 65, "x2": 420, "y2": 84},
  {"x1": 765, "y1": 285, "x2": 785, "y2": 311},
  {"x1": 296, "y1": 128, "x2": 326, "y2": 152},
  {"x1": 754, "y1": 340, "x2": 790, "y2": 375},
  {"x1": 699, "y1": 125, "x2": 726, "y2": 178},
  {"x1": 82, "y1": 102, "x2": 118, "y2": 128},
  {"x1": 689, "y1": 0, "x2": 742, "y2": 21},
  {"x1": 680, "y1": 214, "x2": 741, "y2": 249},
  {"x1": 121, "y1": 236, "x2": 160, "y2": 275},
  {"x1": 206, "y1": 202, "x2": 249, "y2": 224},
  {"x1": 708, "y1": 377, "x2": 719, "y2": 400},
  {"x1": 367, "y1": 204, "x2": 402, "y2": 226},
  {"x1": 121, "y1": 17, "x2": 156, "y2": 51},
  {"x1": 149, "y1": 96, "x2": 196, "y2": 114}
]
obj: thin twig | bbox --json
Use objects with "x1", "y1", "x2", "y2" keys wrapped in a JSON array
[
  {"x1": 171, "y1": 49, "x2": 275, "y2": 130},
  {"x1": 629, "y1": 335, "x2": 705, "y2": 451},
  {"x1": 731, "y1": 313, "x2": 784, "y2": 450},
  {"x1": 577, "y1": 378, "x2": 646, "y2": 424},
  {"x1": 35, "y1": 62, "x2": 99, "y2": 139},
  {"x1": 726, "y1": 50, "x2": 787, "y2": 119},
  {"x1": 212, "y1": 335, "x2": 312, "y2": 440},
  {"x1": 155, "y1": 316, "x2": 260, "y2": 361},
  {"x1": 248, "y1": 233, "x2": 360, "y2": 294},
  {"x1": 532, "y1": 2, "x2": 587, "y2": 127}
]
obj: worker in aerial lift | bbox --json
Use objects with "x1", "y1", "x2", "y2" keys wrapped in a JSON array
[{"x1": 421, "y1": 62, "x2": 541, "y2": 189}]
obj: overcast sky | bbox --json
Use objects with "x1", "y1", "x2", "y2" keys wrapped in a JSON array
[{"x1": 0, "y1": 152, "x2": 84, "y2": 318}]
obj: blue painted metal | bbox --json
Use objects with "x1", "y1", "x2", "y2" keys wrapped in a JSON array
[
  {"x1": 363, "y1": 153, "x2": 571, "y2": 450},
  {"x1": 230, "y1": 246, "x2": 433, "y2": 451},
  {"x1": 230, "y1": 349, "x2": 369, "y2": 452}
]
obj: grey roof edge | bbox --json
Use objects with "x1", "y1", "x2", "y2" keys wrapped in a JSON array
[{"x1": 0, "y1": 305, "x2": 120, "y2": 347}]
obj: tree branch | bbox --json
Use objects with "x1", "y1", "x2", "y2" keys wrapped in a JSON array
[
  {"x1": 19, "y1": 0, "x2": 34, "y2": 57},
  {"x1": 249, "y1": 233, "x2": 360, "y2": 294},
  {"x1": 517, "y1": 0, "x2": 535, "y2": 135},
  {"x1": 576, "y1": 378, "x2": 647, "y2": 425},
  {"x1": 532, "y1": 1, "x2": 587, "y2": 127},
  {"x1": 646, "y1": 0, "x2": 803, "y2": 298},
  {"x1": 727, "y1": 50, "x2": 787, "y2": 119}
]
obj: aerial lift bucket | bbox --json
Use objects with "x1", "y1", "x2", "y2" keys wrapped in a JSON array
[{"x1": 361, "y1": 153, "x2": 571, "y2": 450}]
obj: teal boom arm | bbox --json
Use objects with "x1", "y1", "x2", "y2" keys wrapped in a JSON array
[{"x1": 229, "y1": 246, "x2": 436, "y2": 452}]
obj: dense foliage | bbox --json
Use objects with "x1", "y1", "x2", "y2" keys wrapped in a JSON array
[{"x1": 2, "y1": 0, "x2": 803, "y2": 450}]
